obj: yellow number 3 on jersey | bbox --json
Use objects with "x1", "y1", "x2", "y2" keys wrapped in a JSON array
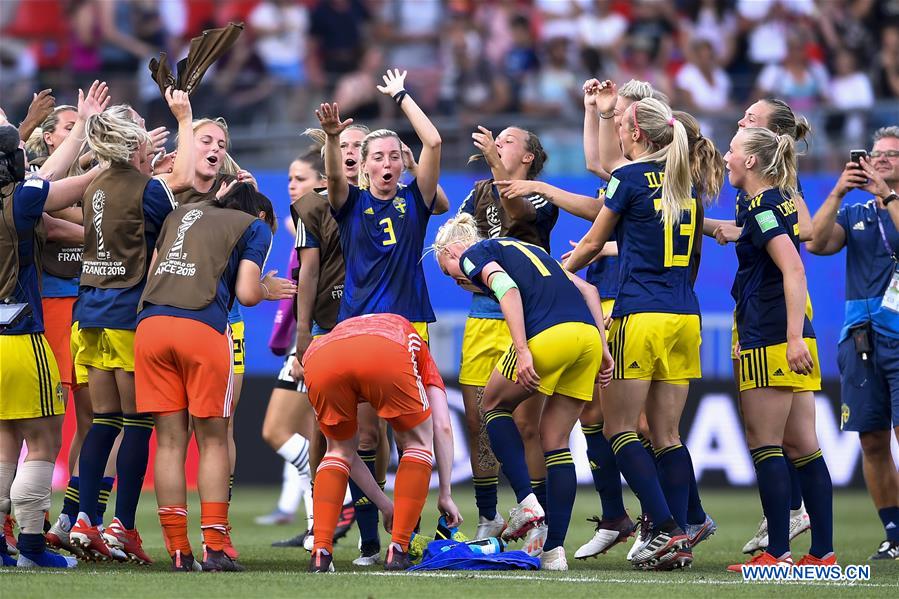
[{"x1": 379, "y1": 217, "x2": 397, "y2": 246}]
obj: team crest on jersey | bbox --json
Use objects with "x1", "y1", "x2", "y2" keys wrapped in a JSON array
[
  {"x1": 82, "y1": 189, "x2": 127, "y2": 277},
  {"x1": 841, "y1": 403, "x2": 850, "y2": 429},
  {"x1": 92, "y1": 190, "x2": 109, "y2": 260},
  {"x1": 393, "y1": 197, "x2": 406, "y2": 216},
  {"x1": 155, "y1": 209, "x2": 203, "y2": 278},
  {"x1": 486, "y1": 203, "x2": 501, "y2": 238}
]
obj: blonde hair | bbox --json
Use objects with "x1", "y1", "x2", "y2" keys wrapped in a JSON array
[
  {"x1": 741, "y1": 127, "x2": 798, "y2": 200},
  {"x1": 673, "y1": 110, "x2": 723, "y2": 206},
  {"x1": 192, "y1": 117, "x2": 230, "y2": 147},
  {"x1": 25, "y1": 105, "x2": 77, "y2": 157},
  {"x1": 359, "y1": 128, "x2": 401, "y2": 189},
  {"x1": 85, "y1": 107, "x2": 151, "y2": 166},
  {"x1": 432, "y1": 213, "x2": 482, "y2": 256},
  {"x1": 627, "y1": 98, "x2": 692, "y2": 225},
  {"x1": 618, "y1": 79, "x2": 669, "y2": 105}
]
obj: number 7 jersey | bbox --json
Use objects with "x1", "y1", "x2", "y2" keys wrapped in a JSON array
[
  {"x1": 333, "y1": 180, "x2": 436, "y2": 323},
  {"x1": 603, "y1": 162, "x2": 701, "y2": 318}
]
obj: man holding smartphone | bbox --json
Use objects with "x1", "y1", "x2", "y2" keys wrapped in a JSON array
[{"x1": 807, "y1": 126, "x2": 899, "y2": 560}]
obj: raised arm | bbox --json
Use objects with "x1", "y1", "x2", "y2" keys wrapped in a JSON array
[
  {"x1": 594, "y1": 81, "x2": 628, "y2": 174},
  {"x1": 316, "y1": 102, "x2": 352, "y2": 212},
  {"x1": 43, "y1": 167, "x2": 100, "y2": 212},
  {"x1": 767, "y1": 235, "x2": 813, "y2": 375},
  {"x1": 42, "y1": 213, "x2": 84, "y2": 245},
  {"x1": 377, "y1": 69, "x2": 442, "y2": 204},
  {"x1": 156, "y1": 88, "x2": 195, "y2": 194},
  {"x1": 18, "y1": 89, "x2": 55, "y2": 143},
  {"x1": 472, "y1": 126, "x2": 535, "y2": 222},
  {"x1": 496, "y1": 179, "x2": 601, "y2": 221},
  {"x1": 582, "y1": 78, "x2": 611, "y2": 180},
  {"x1": 806, "y1": 164, "x2": 857, "y2": 255},
  {"x1": 564, "y1": 206, "x2": 620, "y2": 273},
  {"x1": 38, "y1": 81, "x2": 109, "y2": 181}
]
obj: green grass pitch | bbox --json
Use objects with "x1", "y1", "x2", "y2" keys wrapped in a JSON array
[{"x1": 2, "y1": 488, "x2": 897, "y2": 598}]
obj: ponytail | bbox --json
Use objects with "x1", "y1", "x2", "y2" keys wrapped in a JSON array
[
  {"x1": 672, "y1": 110, "x2": 724, "y2": 206},
  {"x1": 741, "y1": 128, "x2": 798, "y2": 200},
  {"x1": 85, "y1": 109, "x2": 151, "y2": 166},
  {"x1": 214, "y1": 181, "x2": 277, "y2": 233}
]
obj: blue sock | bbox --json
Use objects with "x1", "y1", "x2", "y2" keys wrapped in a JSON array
[
  {"x1": 655, "y1": 444, "x2": 691, "y2": 530},
  {"x1": 793, "y1": 449, "x2": 833, "y2": 557},
  {"x1": 751, "y1": 446, "x2": 791, "y2": 558},
  {"x1": 485, "y1": 409, "x2": 532, "y2": 502},
  {"x1": 878, "y1": 506, "x2": 899, "y2": 542},
  {"x1": 543, "y1": 449, "x2": 576, "y2": 552},
  {"x1": 16, "y1": 532, "x2": 46, "y2": 555},
  {"x1": 114, "y1": 414, "x2": 153, "y2": 529},
  {"x1": 77, "y1": 412, "x2": 122, "y2": 525},
  {"x1": 787, "y1": 460, "x2": 803, "y2": 511},
  {"x1": 582, "y1": 424, "x2": 626, "y2": 520},
  {"x1": 531, "y1": 478, "x2": 547, "y2": 511},
  {"x1": 683, "y1": 448, "x2": 707, "y2": 525},
  {"x1": 351, "y1": 449, "x2": 380, "y2": 546},
  {"x1": 610, "y1": 432, "x2": 672, "y2": 527},
  {"x1": 96, "y1": 477, "x2": 114, "y2": 525},
  {"x1": 62, "y1": 476, "x2": 80, "y2": 521},
  {"x1": 472, "y1": 476, "x2": 498, "y2": 520}
]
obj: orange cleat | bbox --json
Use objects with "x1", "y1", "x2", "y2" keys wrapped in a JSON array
[
  {"x1": 103, "y1": 519, "x2": 153, "y2": 565},
  {"x1": 727, "y1": 551, "x2": 793, "y2": 572},
  {"x1": 70, "y1": 517, "x2": 113, "y2": 561},
  {"x1": 795, "y1": 553, "x2": 837, "y2": 566},
  {"x1": 222, "y1": 526, "x2": 239, "y2": 561}
]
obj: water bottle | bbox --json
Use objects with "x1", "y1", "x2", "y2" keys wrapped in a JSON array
[
  {"x1": 435, "y1": 514, "x2": 457, "y2": 540},
  {"x1": 466, "y1": 537, "x2": 505, "y2": 555}
]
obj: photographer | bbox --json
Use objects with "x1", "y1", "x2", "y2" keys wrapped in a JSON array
[{"x1": 807, "y1": 126, "x2": 899, "y2": 560}]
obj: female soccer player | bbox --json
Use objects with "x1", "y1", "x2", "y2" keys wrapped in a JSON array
[
  {"x1": 723, "y1": 128, "x2": 834, "y2": 571},
  {"x1": 565, "y1": 81, "x2": 703, "y2": 571},
  {"x1": 135, "y1": 182, "x2": 294, "y2": 572},
  {"x1": 0, "y1": 81, "x2": 107, "y2": 568},
  {"x1": 69, "y1": 88, "x2": 195, "y2": 563},
  {"x1": 455, "y1": 124, "x2": 556, "y2": 548},
  {"x1": 433, "y1": 214, "x2": 613, "y2": 571},
  {"x1": 301, "y1": 313, "x2": 461, "y2": 572}
]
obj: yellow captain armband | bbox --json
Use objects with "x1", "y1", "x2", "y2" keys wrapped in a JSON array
[{"x1": 489, "y1": 271, "x2": 518, "y2": 300}]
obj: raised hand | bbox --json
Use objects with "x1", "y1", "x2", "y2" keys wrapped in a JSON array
[
  {"x1": 78, "y1": 80, "x2": 110, "y2": 120},
  {"x1": 857, "y1": 156, "x2": 893, "y2": 199},
  {"x1": 165, "y1": 87, "x2": 192, "y2": 122},
  {"x1": 148, "y1": 126, "x2": 170, "y2": 155},
  {"x1": 401, "y1": 142, "x2": 418, "y2": 174},
  {"x1": 472, "y1": 125, "x2": 499, "y2": 164},
  {"x1": 594, "y1": 79, "x2": 618, "y2": 115},
  {"x1": 315, "y1": 102, "x2": 353, "y2": 136},
  {"x1": 583, "y1": 78, "x2": 600, "y2": 109},
  {"x1": 495, "y1": 179, "x2": 540, "y2": 199},
  {"x1": 215, "y1": 178, "x2": 238, "y2": 199},
  {"x1": 376, "y1": 68, "x2": 407, "y2": 97},
  {"x1": 22, "y1": 89, "x2": 56, "y2": 129}
]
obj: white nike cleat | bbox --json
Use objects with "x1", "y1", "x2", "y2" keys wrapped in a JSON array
[
  {"x1": 523, "y1": 524, "x2": 547, "y2": 557},
  {"x1": 475, "y1": 513, "x2": 506, "y2": 539},
  {"x1": 540, "y1": 546, "x2": 568, "y2": 571},
  {"x1": 501, "y1": 493, "x2": 544, "y2": 541}
]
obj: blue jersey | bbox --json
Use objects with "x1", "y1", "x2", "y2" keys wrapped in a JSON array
[
  {"x1": 603, "y1": 162, "x2": 700, "y2": 318},
  {"x1": 73, "y1": 178, "x2": 176, "y2": 330},
  {"x1": 3, "y1": 179, "x2": 50, "y2": 335},
  {"x1": 836, "y1": 199, "x2": 899, "y2": 340},
  {"x1": 334, "y1": 181, "x2": 436, "y2": 323},
  {"x1": 140, "y1": 220, "x2": 270, "y2": 334},
  {"x1": 731, "y1": 188, "x2": 815, "y2": 349},
  {"x1": 460, "y1": 238, "x2": 594, "y2": 339},
  {"x1": 41, "y1": 274, "x2": 79, "y2": 298},
  {"x1": 736, "y1": 178, "x2": 804, "y2": 227}
]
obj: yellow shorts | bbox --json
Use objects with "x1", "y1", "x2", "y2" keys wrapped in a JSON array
[
  {"x1": 75, "y1": 327, "x2": 136, "y2": 372},
  {"x1": 459, "y1": 318, "x2": 511, "y2": 387},
  {"x1": 609, "y1": 313, "x2": 701, "y2": 382},
  {"x1": 230, "y1": 321, "x2": 246, "y2": 375},
  {"x1": 738, "y1": 338, "x2": 822, "y2": 393},
  {"x1": 69, "y1": 322, "x2": 90, "y2": 386},
  {"x1": 601, "y1": 299, "x2": 615, "y2": 324},
  {"x1": 412, "y1": 321, "x2": 429, "y2": 343},
  {"x1": 498, "y1": 322, "x2": 602, "y2": 401},
  {"x1": 0, "y1": 333, "x2": 65, "y2": 420}
]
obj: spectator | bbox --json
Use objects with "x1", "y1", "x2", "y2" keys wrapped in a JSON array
[
  {"x1": 503, "y1": 14, "x2": 540, "y2": 111},
  {"x1": 249, "y1": 0, "x2": 310, "y2": 120},
  {"x1": 626, "y1": 0, "x2": 678, "y2": 68},
  {"x1": 333, "y1": 46, "x2": 384, "y2": 121},
  {"x1": 817, "y1": 0, "x2": 876, "y2": 65},
  {"x1": 755, "y1": 32, "x2": 829, "y2": 112},
  {"x1": 208, "y1": 35, "x2": 277, "y2": 126},
  {"x1": 675, "y1": 37, "x2": 732, "y2": 113},
  {"x1": 679, "y1": 0, "x2": 737, "y2": 65},
  {"x1": 473, "y1": 0, "x2": 518, "y2": 68},
  {"x1": 826, "y1": 47, "x2": 875, "y2": 145},
  {"x1": 96, "y1": 0, "x2": 158, "y2": 106},
  {"x1": 875, "y1": 25, "x2": 899, "y2": 99},
  {"x1": 521, "y1": 36, "x2": 581, "y2": 118},
  {"x1": 577, "y1": 0, "x2": 628, "y2": 76},
  {"x1": 308, "y1": 0, "x2": 371, "y2": 92},
  {"x1": 438, "y1": 15, "x2": 510, "y2": 117},
  {"x1": 534, "y1": 0, "x2": 581, "y2": 42},
  {"x1": 616, "y1": 36, "x2": 672, "y2": 100},
  {"x1": 738, "y1": 0, "x2": 816, "y2": 67}
]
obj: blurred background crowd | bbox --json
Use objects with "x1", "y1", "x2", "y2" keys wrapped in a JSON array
[{"x1": 2, "y1": 0, "x2": 898, "y2": 171}]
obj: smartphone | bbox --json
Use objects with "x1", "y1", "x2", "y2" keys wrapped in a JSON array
[{"x1": 850, "y1": 149, "x2": 868, "y2": 164}]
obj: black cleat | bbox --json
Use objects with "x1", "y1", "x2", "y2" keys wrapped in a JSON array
[
  {"x1": 272, "y1": 530, "x2": 309, "y2": 548},
  {"x1": 170, "y1": 550, "x2": 201, "y2": 572},
  {"x1": 200, "y1": 548, "x2": 244, "y2": 572},
  {"x1": 333, "y1": 504, "x2": 355, "y2": 543},
  {"x1": 308, "y1": 548, "x2": 335, "y2": 572},
  {"x1": 384, "y1": 543, "x2": 412, "y2": 571},
  {"x1": 869, "y1": 539, "x2": 899, "y2": 560}
]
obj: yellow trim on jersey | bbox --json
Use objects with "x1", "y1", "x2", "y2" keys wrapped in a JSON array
[
  {"x1": 497, "y1": 321, "x2": 602, "y2": 401},
  {"x1": 459, "y1": 317, "x2": 511, "y2": 387},
  {"x1": 608, "y1": 313, "x2": 701, "y2": 381},
  {"x1": 230, "y1": 320, "x2": 246, "y2": 375},
  {"x1": 74, "y1": 328, "x2": 136, "y2": 372},
  {"x1": 0, "y1": 333, "x2": 65, "y2": 420},
  {"x1": 738, "y1": 337, "x2": 821, "y2": 393}
]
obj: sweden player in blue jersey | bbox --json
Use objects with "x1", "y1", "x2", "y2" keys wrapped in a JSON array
[
  {"x1": 433, "y1": 214, "x2": 613, "y2": 571},
  {"x1": 565, "y1": 80, "x2": 705, "y2": 571},
  {"x1": 723, "y1": 127, "x2": 835, "y2": 571}
]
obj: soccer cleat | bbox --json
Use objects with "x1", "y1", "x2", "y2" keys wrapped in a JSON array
[
  {"x1": 16, "y1": 548, "x2": 78, "y2": 569},
  {"x1": 254, "y1": 509, "x2": 294, "y2": 526},
  {"x1": 501, "y1": 493, "x2": 544, "y2": 541},
  {"x1": 407, "y1": 532, "x2": 433, "y2": 562},
  {"x1": 271, "y1": 530, "x2": 309, "y2": 548},
  {"x1": 575, "y1": 514, "x2": 635, "y2": 559},
  {"x1": 795, "y1": 553, "x2": 837, "y2": 566},
  {"x1": 540, "y1": 546, "x2": 568, "y2": 571},
  {"x1": 103, "y1": 519, "x2": 153, "y2": 565},
  {"x1": 333, "y1": 503, "x2": 355, "y2": 544},
  {"x1": 304, "y1": 531, "x2": 314, "y2": 551},
  {"x1": 523, "y1": 524, "x2": 547, "y2": 557},
  {"x1": 384, "y1": 542, "x2": 412, "y2": 571},
  {"x1": 869, "y1": 540, "x2": 899, "y2": 560},
  {"x1": 728, "y1": 551, "x2": 792, "y2": 572},
  {"x1": 475, "y1": 513, "x2": 506, "y2": 539},
  {"x1": 1, "y1": 535, "x2": 16, "y2": 566},
  {"x1": 201, "y1": 547, "x2": 244, "y2": 572},
  {"x1": 308, "y1": 548, "x2": 335, "y2": 573},
  {"x1": 352, "y1": 539, "x2": 381, "y2": 566},
  {"x1": 170, "y1": 549, "x2": 202, "y2": 572},
  {"x1": 685, "y1": 514, "x2": 717, "y2": 549},
  {"x1": 46, "y1": 514, "x2": 83, "y2": 558},
  {"x1": 627, "y1": 514, "x2": 652, "y2": 561},
  {"x1": 648, "y1": 545, "x2": 694, "y2": 571},
  {"x1": 222, "y1": 526, "x2": 239, "y2": 560},
  {"x1": 70, "y1": 518, "x2": 113, "y2": 561},
  {"x1": 743, "y1": 505, "x2": 810, "y2": 554},
  {"x1": 630, "y1": 525, "x2": 690, "y2": 568},
  {"x1": 742, "y1": 516, "x2": 767, "y2": 554},
  {"x1": 3, "y1": 515, "x2": 17, "y2": 555}
]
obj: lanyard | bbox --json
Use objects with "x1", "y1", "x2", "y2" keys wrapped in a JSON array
[{"x1": 875, "y1": 209, "x2": 899, "y2": 263}]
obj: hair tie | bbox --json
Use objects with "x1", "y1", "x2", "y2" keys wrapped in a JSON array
[{"x1": 667, "y1": 117, "x2": 675, "y2": 127}]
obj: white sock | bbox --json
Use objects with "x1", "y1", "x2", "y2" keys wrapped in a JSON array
[
  {"x1": 10, "y1": 460, "x2": 54, "y2": 534},
  {"x1": 0, "y1": 462, "x2": 16, "y2": 517},
  {"x1": 276, "y1": 461, "x2": 303, "y2": 514},
  {"x1": 303, "y1": 487, "x2": 314, "y2": 529},
  {"x1": 276, "y1": 434, "x2": 310, "y2": 477}
]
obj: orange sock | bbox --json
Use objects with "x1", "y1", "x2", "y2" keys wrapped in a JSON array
[
  {"x1": 392, "y1": 448, "x2": 432, "y2": 550},
  {"x1": 312, "y1": 457, "x2": 351, "y2": 554},
  {"x1": 200, "y1": 501, "x2": 229, "y2": 551},
  {"x1": 158, "y1": 505, "x2": 190, "y2": 557}
]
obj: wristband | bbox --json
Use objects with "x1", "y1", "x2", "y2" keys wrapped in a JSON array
[
  {"x1": 885, "y1": 191, "x2": 898, "y2": 206},
  {"x1": 393, "y1": 89, "x2": 409, "y2": 106},
  {"x1": 260, "y1": 281, "x2": 270, "y2": 299},
  {"x1": 599, "y1": 111, "x2": 615, "y2": 120}
]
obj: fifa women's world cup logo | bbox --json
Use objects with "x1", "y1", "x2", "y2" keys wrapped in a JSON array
[
  {"x1": 167, "y1": 209, "x2": 204, "y2": 262},
  {"x1": 91, "y1": 190, "x2": 108, "y2": 260}
]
